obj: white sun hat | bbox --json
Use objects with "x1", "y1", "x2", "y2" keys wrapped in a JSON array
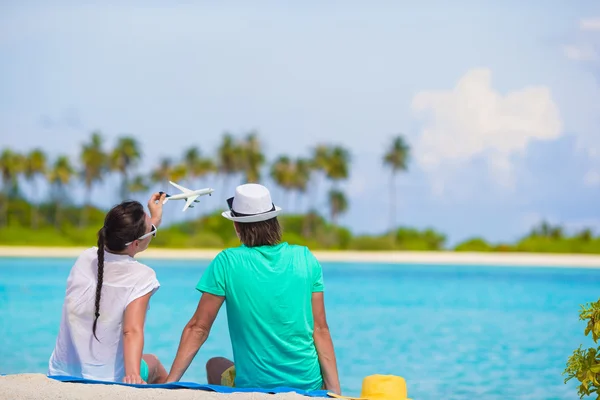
[{"x1": 222, "y1": 183, "x2": 282, "y2": 223}]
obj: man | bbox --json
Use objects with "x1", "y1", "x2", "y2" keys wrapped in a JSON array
[{"x1": 165, "y1": 183, "x2": 341, "y2": 394}]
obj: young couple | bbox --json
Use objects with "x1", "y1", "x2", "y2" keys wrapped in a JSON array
[{"x1": 47, "y1": 183, "x2": 342, "y2": 395}]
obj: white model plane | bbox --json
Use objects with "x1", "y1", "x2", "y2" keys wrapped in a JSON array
[{"x1": 160, "y1": 181, "x2": 215, "y2": 212}]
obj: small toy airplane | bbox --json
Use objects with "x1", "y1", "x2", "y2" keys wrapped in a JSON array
[{"x1": 159, "y1": 181, "x2": 215, "y2": 212}]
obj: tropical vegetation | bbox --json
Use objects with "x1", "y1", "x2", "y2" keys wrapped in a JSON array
[
  {"x1": 0, "y1": 131, "x2": 599, "y2": 252},
  {"x1": 564, "y1": 297, "x2": 600, "y2": 399}
]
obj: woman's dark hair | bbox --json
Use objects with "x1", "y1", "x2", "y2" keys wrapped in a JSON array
[
  {"x1": 234, "y1": 217, "x2": 282, "y2": 247},
  {"x1": 92, "y1": 200, "x2": 147, "y2": 341}
]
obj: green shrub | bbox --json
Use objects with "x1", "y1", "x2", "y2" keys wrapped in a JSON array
[
  {"x1": 0, "y1": 226, "x2": 75, "y2": 246},
  {"x1": 454, "y1": 237, "x2": 493, "y2": 252},
  {"x1": 281, "y1": 232, "x2": 308, "y2": 247},
  {"x1": 348, "y1": 235, "x2": 396, "y2": 251},
  {"x1": 395, "y1": 227, "x2": 446, "y2": 250},
  {"x1": 564, "y1": 298, "x2": 600, "y2": 399}
]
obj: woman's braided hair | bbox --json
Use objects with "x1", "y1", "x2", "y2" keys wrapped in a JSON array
[{"x1": 92, "y1": 201, "x2": 147, "y2": 341}]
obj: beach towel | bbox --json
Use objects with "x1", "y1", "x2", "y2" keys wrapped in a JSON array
[{"x1": 47, "y1": 375, "x2": 330, "y2": 397}]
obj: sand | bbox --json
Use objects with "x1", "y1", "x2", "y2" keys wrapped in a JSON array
[
  {"x1": 0, "y1": 374, "x2": 317, "y2": 400},
  {"x1": 1, "y1": 245, "x2": 600, "y2": 267}
]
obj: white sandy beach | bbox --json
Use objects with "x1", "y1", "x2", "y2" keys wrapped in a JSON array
[
  {"x1": 1, "y1": 245, "x2": 600, "y2": 267},
  {"x1": 0, "y1": 374, "x2": 313, "y2": 400}
]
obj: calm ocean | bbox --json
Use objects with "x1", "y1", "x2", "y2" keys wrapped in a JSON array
[{"x1": 1, "y1": 256, "x2": 598, "y2": 399}]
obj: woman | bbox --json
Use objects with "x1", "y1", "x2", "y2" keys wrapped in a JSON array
[
  {"x1": 48, "y1": 192, "x2": 168, "y2": 385},
  {"x1": 165, "y1": 183, "x2": 342, "y2": 395}
]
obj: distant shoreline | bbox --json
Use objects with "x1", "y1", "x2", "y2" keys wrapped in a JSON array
[{"x1": 1, "y1": 245, "x2": 600, "y2": 267}]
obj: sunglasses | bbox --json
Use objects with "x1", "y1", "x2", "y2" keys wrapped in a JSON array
[{"x1": 125, "y1": 223, "x2": 157, "y2": 246}]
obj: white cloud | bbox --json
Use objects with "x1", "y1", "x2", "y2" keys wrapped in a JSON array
[
  {"x1": 560, "y1": 17, "x2": 600, "y2": 186},
  {"x1": 562, "y1": 18, "x2": 600, "y2": 63},
  {"x1": 561, "y1": 18, "x2": 600, "y2": 186},
  {"x1": 563, "y1": 45, "x2": 598, "y2": 61},
  {"x1": 580, "y1": 18, "x2": 600, "y2": 31},
  {"x1": 410, "y1": 69, "x2": 562, "y2": 192}
]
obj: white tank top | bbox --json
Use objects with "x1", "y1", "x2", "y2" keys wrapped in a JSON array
[{"x1": 48, "y1": 247, "x2": 160, "y2": 381}]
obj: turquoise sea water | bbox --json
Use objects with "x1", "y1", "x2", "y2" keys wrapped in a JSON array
[{"x1": 0, "y1": 256, "x2": 599, "y2": 399}]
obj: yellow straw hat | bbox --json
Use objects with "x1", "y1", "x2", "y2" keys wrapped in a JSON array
[{"x1": 328, "y1": 375, "x2": 412, "y2": 400}]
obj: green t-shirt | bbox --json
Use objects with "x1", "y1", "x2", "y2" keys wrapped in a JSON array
[{"x1": 196, "y1": 242, "x2": 324, "y2": 390}]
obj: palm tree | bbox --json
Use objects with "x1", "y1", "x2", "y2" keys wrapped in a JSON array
[
  {"x1": 328, "y1": 189, "x2": 348, "y2": 226},
  {"x1": 151, "y1": 157, "x2": 189, "y2": 220},
  {"x1": 0, "y1": 149, "x2": 24, "y2": 227},
  {"x1": 24, "y1": 148, "x2": 47, "y2": 229},
  {"x1": 309, "y1": 144, "x2": 330, "y2": 210},
  {"x1": 383, "y1": 135, "x2": 410, "y2": 230},
  {"x1": 292, "y1": 158, "x2": 311, "y2": 213},
  {"x1": 270, "y1": 156, "x2": 295, "y2": 209},
  {"x1": 48, "y1": 156, "x2": 74, "y2": 229},
  {"x1": 325, "y1": 146, "x2": 351, "y2": 187},
  {"x1": 217, "y1": 133, "x2": 241, "y2": 194},
  {"x1": 128, "y1": 175, "x2": 149, "y2": 195},
  {"x1": 578, "y1": 228, "x2": 594, "y2": 242},
  {"x1": 324, "y1": 146, "x2": 351, "y2": 222},
  {"x1": 550, "y1": 226, "x2": 564, "y2": 240},
  {"x1": 110, "y1": 136, "x2": 141, "y2": 199},
  {"x1": 530, "y1": 220, "x2": 552, "y2": 238},
  {"x1": 242, "y1": 132, "x2": 265, "y2": 183},
  {"x1": 182, "y1": 146, "x2": 216, "y2": 185},
  {"x1": 191, "y1": 153, "x2": 217, "y2": 216},
  {"x1": 171, "y1": 163, "x2": 187, "y2": 183},
  {"x1": 151, "y1": 157, "x2": 174, "y2": 189},
  {"x1": 183, "y1": 146, "x2": 201, "y2": 186},
  {"x1": 194, "y1": 156, "x2": 216, "y2": 185},
  {"x1": 80, "y1": 132, "x2": 107, "y2": 228}
]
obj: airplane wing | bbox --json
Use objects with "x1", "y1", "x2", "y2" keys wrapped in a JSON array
[
  {"x1": 169, "y1": 181, "x2": 192, "y2": 193},
  {"x1": 182, "y1": 195, "x2": 199, "y2": 211}
]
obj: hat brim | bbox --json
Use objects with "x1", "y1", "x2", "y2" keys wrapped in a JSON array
[{"x1": 221, "y1": 206, "x2": 282, "y2": 223}]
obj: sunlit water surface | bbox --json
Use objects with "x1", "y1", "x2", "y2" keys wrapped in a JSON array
[{"x1": 1, "y1": 256, "x2": 598, "y2": 399}]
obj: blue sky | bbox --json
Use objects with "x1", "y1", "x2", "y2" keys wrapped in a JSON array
[{"x1": 1, "y1": 1, "x2": 600, "y2": 246}]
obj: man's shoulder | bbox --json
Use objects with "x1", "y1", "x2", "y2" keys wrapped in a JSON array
[
  {"x1": 217, "y1": 246, "x2": 243, "y2": 258},
  {"x1": 217, "y1": 243, "x2": 314, "y2": 259},
  {"x1": 286, "y1": 243, "x2": 316, "y2": 256},
  {"x1": 210, "y1": 247, "x2": 243, "y2": 265}
]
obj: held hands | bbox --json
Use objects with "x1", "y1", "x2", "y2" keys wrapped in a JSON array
[
  {"x1": 123, "y1": 374, "x2": 146, "y2": 385},
  {"x1": 148, "y1": 192, "x2": 167, "y2": 227}
]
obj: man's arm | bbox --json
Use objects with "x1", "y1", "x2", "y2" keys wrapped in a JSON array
[
  {"x1": 122, "y1": 292, "x2": 152, "y2": 384},
  {"x1": 165, "y1": 292, "x2": 224, "y2": 382},
  {"x1": 312, "y1": 291, "x2": 341, "y2": 395}
]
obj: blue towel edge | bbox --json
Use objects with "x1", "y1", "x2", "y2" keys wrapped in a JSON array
[{"x1": 46, "y1": 374, "x2": 331, "y2": 397}]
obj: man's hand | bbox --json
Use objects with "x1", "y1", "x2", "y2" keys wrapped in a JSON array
[
  {"x1": 123, "y1": 374, "x2": 146, "y2": 384},
  {"x1": 148, "y1": 192, "x2": 166, "y2": 227}
]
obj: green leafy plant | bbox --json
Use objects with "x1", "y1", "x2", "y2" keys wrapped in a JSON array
[{"x1": 564, "y1": 299, "x2": 600, "y2": 399}]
